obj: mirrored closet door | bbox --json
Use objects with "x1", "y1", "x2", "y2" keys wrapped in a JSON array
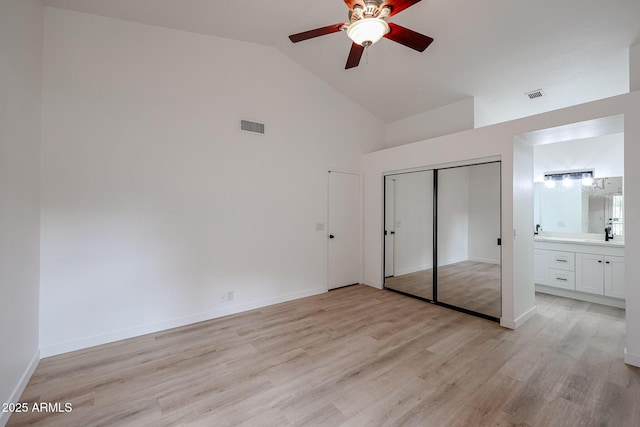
[
  {"x1": 383, "y1": 161, "x2": 502, "y2": 322},
  {"x1": 384, "y1": 171, "x2": 434, "y2": 301},
  {"x1": 436, "y1": 162, "x2": 501, "y2": 320}
]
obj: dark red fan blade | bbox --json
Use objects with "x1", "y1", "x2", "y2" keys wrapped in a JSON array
[
  {"x1": 384, "y1": 22, "x2": 433, "y2": 52},
  {"x1": 343, "y1": 0, "x2": 366, "y2": 11},
  {"x1": 289, "y1": 24, "x2": 344, "y2": 43},
  {"x1": 381, "y1": 0, "x2": 422, "y2": 16},
  {"x1": 345, "y1": 43, "x2": 365, "y2": 69}
]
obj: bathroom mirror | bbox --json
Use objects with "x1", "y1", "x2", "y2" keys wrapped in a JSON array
[{"x1": 534, "y1": 176, "x2": 623, "y2": 236}]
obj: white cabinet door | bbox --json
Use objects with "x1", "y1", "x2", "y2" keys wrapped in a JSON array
[
  {"x1": 534, "y1": 250, "x2": 548, "y2": 285},
  {"x1": 604, "y1": 256, "x2": 625, "y2": 299},
  {"x1": 576, "y1": 253, "x2": 604, "y2": 295}
]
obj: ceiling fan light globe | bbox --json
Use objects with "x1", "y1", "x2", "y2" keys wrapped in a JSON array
[{"x1": 346, "y1": 18, "x2": 389, "y2": 47}]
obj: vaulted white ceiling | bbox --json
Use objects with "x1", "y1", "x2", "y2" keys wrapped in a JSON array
[{"x1": 41, "y1": 0, "x2": 640, "y2": 125}]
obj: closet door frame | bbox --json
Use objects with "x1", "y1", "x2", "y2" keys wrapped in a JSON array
[{"x1": 383, "y1": 159, "x2": 502, "y2": 323}]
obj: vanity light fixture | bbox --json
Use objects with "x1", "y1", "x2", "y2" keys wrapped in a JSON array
[
  {"x1": 582, "y1": 176, "x2": 593, "y2": 186},
  {"x1": 544, "y1": 170, "x2": 594, "y2": 189},
  {"x1": 544, "y1": 170, "x2": 593, "y2": 188}
]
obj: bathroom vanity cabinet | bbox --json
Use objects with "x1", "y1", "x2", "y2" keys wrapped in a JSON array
[
  {"x1": 576, "y1": 253, "x2": 625, "y2": 298},
  {"x1": 534, "y1": 238, "x2": 625, "y2": 307}
]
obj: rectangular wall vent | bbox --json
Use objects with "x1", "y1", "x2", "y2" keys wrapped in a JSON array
[
  {"x1": 241, "y1": 120, "x2": 265, "y2": 134},
  {"x1": 526, "y1": 89, "x2": 544, "y2": 99}
]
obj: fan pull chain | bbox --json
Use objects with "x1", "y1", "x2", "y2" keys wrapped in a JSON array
[{"x1": 366, "y1": 47, "x2": 369, "y2": 65}]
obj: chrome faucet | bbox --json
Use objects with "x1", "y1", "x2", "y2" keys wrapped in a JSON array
[{"x1": 605, "y1": 226, "x2": 613, "y2": 241}]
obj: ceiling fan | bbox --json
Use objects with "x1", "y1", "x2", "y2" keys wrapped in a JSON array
[{"x1": 289, "y1": 0, "x2": 433, "y2": 69}]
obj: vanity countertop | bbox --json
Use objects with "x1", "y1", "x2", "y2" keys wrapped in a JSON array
[{"x1": 534, "y1": 235, "x2": 625, "y2": 248}]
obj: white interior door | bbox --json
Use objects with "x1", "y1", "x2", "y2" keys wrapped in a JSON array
[
  {"x1": 328, "y1": 171, "x2": 361, "y2": 289},
  {"x1": 384, "y1": 177, "x2": 395, "y2": 277}
]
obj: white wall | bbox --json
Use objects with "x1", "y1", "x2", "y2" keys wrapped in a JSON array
[
  {"x1": 386, "y1": 98, "x2": 475, "y2": 148},
  {"x1": 467, "y1": 163, "x2": 501, "y2": 264},
  {"x1": 533, "y1": 133, "x2": 624, "y2": 182},
  {"x1": 39, "y1": 8, "x2": 385, "y2": 356},
  {"x1": 437, "y1": 167, "x2": 470, "y2": 265},
  {"x1": 512, "y1": 136, "x2": 536, "y2": 326},
  {"x1": 631, "y1": 43, "x2": 640, "y2": 92},
  {"x1": 0, "y1": 0, "x2": 43, "y2": 423},
  {"x1": 474, "y1": 46, "x2": 629, "y2": 129},
  {"x1": 626, "y1": 95, "x2": 640, "y2": 367},
  {"x1": 363, "y1": 91, "x2": 640, "y2": 337},
  {"x1": 392, "y1": 171, "x2": 433, "y2": 275}
]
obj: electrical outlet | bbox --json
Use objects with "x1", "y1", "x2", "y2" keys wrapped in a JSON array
[
  {"x1": 227, "y1": 290, "x2": 234, "y2": 302},
  {"x1": 219, "y1": 293, "x2": 227, "y2": 303}
]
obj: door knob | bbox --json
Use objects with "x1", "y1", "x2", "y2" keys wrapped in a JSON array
[{"x1": 329, "y1": 235, "x2": 335, "y2": 239}]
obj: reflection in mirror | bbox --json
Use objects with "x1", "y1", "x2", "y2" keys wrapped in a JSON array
[
  {"x1": 437, "y1": 163, "x2": 502, "y2": 319},
  {"x1": 534, "y1": 174, "x2": 623, "y2": 237},
  {"x1": 384, "y1": 171, "x2": 434, "y2": 300}
]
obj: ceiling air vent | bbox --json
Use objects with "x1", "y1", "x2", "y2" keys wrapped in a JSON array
[
  {"x1": 526, "y1": 89, "x2": 544, "y2": 99},
  {"x1": 241, "y1": 120, "x2": 265, "y2": 134}
]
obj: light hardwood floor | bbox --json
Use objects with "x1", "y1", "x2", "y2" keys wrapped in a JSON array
[
  {"x1": 385, "y1": 260, "x2": 501, "y2": 318},
  {"x1": 8, "y1": 285, "x2": 639, "y2": 426}
]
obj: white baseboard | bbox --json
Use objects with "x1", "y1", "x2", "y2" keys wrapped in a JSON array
[
  {"x1": 500, "y1": 305, "x2": 537, "y2": 330},
  {"x1": 361, "y1": 280, "x2": 383, "y2": 290},
  {"x1": 499, "y1": 318, "x2": 516, "y2": 329},
  {"x1": 394, "y1": 258, "x2": 478, "y2": 276},
  {"x1": 468, "y1": 257, "x2": 500, "y2": 265},
  {"x1": 624, "y1": 348, "x2": 640, "y2": 368},
  {"x1": 388, "y1": 258, "x2": 490, "y2": 278},
  {"x1": 439, "y1": 257, "x2": 469, "y2": 267},
  {"x1": 1, "y1": 349, "x2": 40, "y2": 427},
  {"x1": 40, "y1": 287, "x2": 327, "y2": 358},
  {"x1": 393, "y1": 264, "x2": 433, "y2": 277}
]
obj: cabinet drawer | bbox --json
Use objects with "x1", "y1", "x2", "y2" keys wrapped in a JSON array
[
  {"x1": 548, "y1": 251, "x2": 575, "y2": 271},
  {"x1": 549, "y1": 269, "x2": 575, "y2": 290}
]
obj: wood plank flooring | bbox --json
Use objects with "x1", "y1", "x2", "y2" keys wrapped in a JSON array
[
  {"x1": 8, "y1": 285, "x2": 639, "y2": 426},
  {"x1": 385, "y1": 260, "x2": 501, "y2": 318}
]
